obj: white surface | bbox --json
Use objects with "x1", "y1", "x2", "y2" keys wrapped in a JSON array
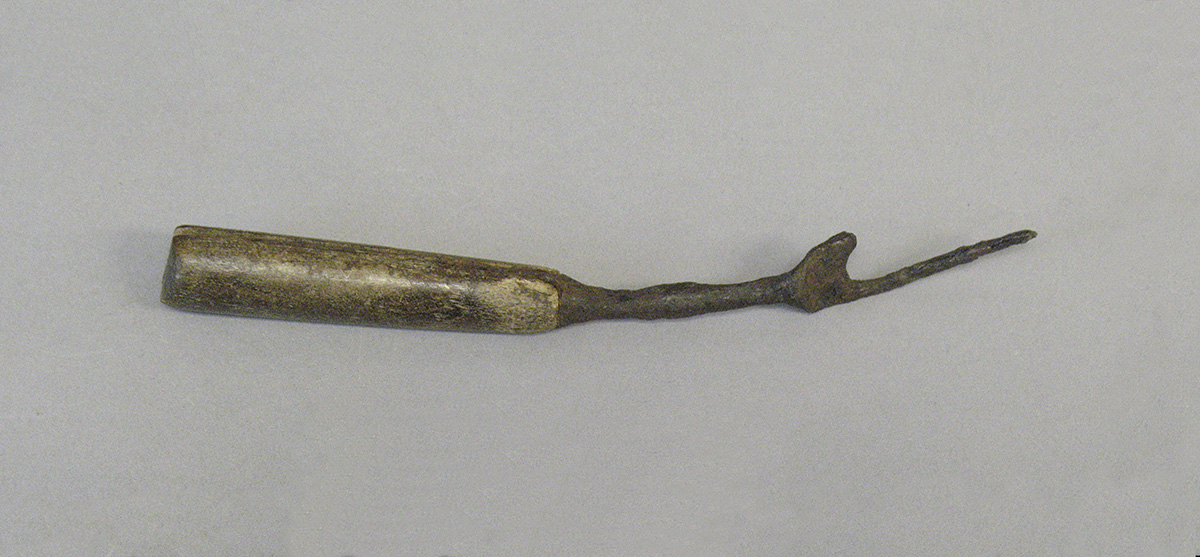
[{"x1": 2, "y1": 3, "x2": 1198, "y2": 555}]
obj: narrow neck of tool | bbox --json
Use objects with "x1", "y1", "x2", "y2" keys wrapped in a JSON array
[{"x1": 556, "y1": 275, "x2": 789, "y2": 325}]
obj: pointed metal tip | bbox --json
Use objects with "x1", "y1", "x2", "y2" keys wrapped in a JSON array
[
  {"x1": 974, "y1": 229, "x2": 1038, "y2": 255},
  {"x1": 1011, "y1": 229, "x2": 1037, "y2": 243}
]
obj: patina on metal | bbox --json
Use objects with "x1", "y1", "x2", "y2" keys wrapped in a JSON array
[{"x1": 161, "y1": 225, "x2": 1036, "y2": 333}]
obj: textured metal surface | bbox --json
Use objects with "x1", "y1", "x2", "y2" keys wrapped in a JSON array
[{"x1": 161, "y1": 226, "x2": 566, "y2": 333}]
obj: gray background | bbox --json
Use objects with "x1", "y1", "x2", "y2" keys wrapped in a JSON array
[{"x1": 2, "y1": 2, "x2": 1198, "y2": 555}]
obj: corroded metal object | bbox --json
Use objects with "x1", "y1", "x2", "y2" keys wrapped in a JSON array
[{"x1": 161, "y1": 225, "x2": 1036, "y2": 333}]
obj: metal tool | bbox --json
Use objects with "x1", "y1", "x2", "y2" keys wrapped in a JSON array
[{"x1": 161, "y1": 225, "x2": 1036, "y2": 333}]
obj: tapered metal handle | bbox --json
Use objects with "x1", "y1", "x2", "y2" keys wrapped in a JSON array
[{"x1": 161, "y1": 226, "x2": 569, "y2": 333}]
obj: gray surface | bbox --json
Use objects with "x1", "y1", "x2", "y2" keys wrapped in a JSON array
[{"x1": 2, "y1": 3, "x2": 1198, "y2": 555}]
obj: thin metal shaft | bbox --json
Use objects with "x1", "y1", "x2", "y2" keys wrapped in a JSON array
[
  {"x1": 557, "y1": 229, "x2": 1037, "y2": 324},
  {"x1": 556, "y1": 275, "x2": 788, "y2": 323},
  {"x1": 849, "y1": 230, "x2": 1037, "y2": 301}
]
